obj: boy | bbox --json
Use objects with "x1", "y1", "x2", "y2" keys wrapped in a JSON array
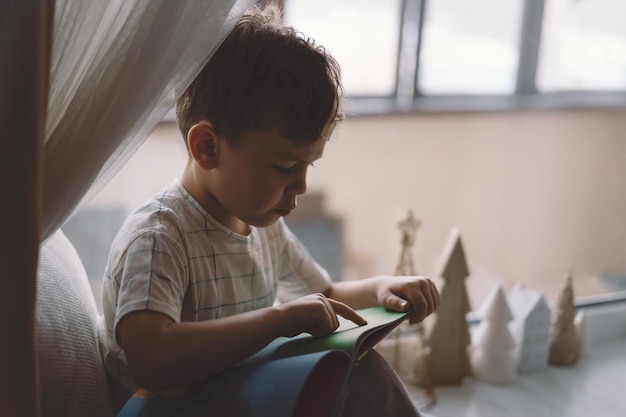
[{"x1": 102, "y1": 4, "x2": 439, "y2": 415}]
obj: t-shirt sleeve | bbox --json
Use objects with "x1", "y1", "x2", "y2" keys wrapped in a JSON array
[
  {"x1": 275, "y1": 220, "x2": 333, "y2": 303},
  {"x1": 112, "y1": 229, "x2": 188, "y2": 332}
]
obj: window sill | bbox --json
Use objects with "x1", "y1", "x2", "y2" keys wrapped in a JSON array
[
  {"x1": 409, "y1": 336, "x2": 626, "y2": 417},
  {"x1": 343, "y1": 92, "x2": 626, "y2": 117},
  {"x1": 407, "y1": 294, "x2": 626, "y2": 417}
]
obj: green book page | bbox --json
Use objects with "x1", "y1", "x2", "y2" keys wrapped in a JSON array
[{"x1": 238, "y1": 306, "x2": 409, "y2": 366}]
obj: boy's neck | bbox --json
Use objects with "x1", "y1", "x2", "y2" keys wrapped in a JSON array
[{"x1": 180, "y1": 163, "x2": 251, "y2": 236}]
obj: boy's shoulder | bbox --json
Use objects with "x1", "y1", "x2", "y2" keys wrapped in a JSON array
[{"x1": 116, "y1": 182, "x2": 197, "y2": 241}]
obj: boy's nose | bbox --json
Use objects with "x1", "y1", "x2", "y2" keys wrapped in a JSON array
[{"x1": 287, "y1": 171, "x2": 307, "y2": 196}]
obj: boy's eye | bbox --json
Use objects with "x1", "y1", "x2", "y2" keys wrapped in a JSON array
[
  {"x1": 272, "y1": 165, "x2": 294, "y2": 175},
  {"x1": 272, "y1": 162, "x2": 314, "y2": 175}
]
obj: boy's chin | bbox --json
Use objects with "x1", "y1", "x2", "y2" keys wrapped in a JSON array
[{"x1": 246, "y1": 212, "x2": 283, "y2": 228}]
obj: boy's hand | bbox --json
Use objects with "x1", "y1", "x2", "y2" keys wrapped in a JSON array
[
  {"x1": 376, "y1": 276, "x2": 439, "y2": 324},
  {"x1": 275, "y1": 293, "x2": 367, "y2": 338}
]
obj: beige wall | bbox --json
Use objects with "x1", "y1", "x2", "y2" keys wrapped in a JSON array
[{"x1": 88, "y1": 109, "x2": 626, "y2": 306}]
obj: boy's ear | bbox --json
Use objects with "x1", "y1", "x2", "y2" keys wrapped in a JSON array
[{"x1": 187, "y1": 121, "x2": 220, "y2": 170}]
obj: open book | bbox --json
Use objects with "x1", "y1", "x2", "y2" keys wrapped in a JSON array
[{"x1": 118, "y1": 306, "x2": 409, "y2": 417}]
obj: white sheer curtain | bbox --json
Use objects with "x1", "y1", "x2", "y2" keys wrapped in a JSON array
[{"x1": 43, "y1": 0, "x2": 252, "y2": 241}]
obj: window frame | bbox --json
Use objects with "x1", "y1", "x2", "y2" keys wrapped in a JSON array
[{"x1": 338, "y1": 0, "x2": 626, "y2": 116}]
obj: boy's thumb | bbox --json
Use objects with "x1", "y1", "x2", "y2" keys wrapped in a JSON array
[{"x1": 382, "y1": 294, "x2": 410, "y2": 312}]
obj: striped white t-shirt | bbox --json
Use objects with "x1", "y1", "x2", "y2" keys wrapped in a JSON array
[{"x1": 101, "y1": 180, "x2": 332, "y2": 392}]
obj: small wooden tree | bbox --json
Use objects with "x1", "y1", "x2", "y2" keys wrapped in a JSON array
[
  {"x1": 387, "y1": 211, "x2": 421, "y2": 372},
  {"x1": 391, "y1": 211, "x2": 436, "y2": 408},
  {"x1": 427, "y1": 228, "x2": 472, "y2": 385},
  {"x1": 394, "y1": 210, "x2": 420, "y2": 277},
  {"x1": 470, "y1": 284, "x2": 517, "y2": 383},
  {"x1": 549, "y1": 272, "x2": 579, "y2": 366}
]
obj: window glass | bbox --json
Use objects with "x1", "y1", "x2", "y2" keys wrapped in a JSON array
[
  {"x1": 537, "y1": 0, "x2": 626, "y2": 92},
  {"x1": 418, "y1": 0, "x2": 523, "y2": 94},
  {"x1": 284, "y1": 0, "x2": 402, "y2": 97}
]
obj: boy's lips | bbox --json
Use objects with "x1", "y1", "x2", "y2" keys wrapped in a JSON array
[
  {"x1": 274, "y1": 206, "x2": 295, "y2": 216},
  {"x1": 274, "y1": 209, "x2": 292, "y2": 216}
]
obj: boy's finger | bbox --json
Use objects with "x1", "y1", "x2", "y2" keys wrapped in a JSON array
[
  {"x1": 421, "y1": 285, "x2": 436, "y2": 316},
  {"x1": 380, "y1": 293, "x2": 412, "y2": 315},
  {"x1": 410, "y1": 299, "x2": 429, "y2": 324},
  {"x1": 327, "y1": 298, "x2": 368, "y2": 326},
  {"x1": 421, "y1": 278, "x2": 439, "y2": 311},
  {"x1": 432, "y1": 284, "x2": 441, "y2": 308}
]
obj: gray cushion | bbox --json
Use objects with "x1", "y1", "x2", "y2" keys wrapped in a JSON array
[{"x1": 36, "y1": 229, "x2": 113, "y2": 417}]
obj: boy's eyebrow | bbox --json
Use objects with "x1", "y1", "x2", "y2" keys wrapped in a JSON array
[{"x1": 278, "y1": 149, "x2": 324, "y2": 164}]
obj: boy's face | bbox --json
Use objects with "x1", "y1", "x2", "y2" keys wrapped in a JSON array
[{"x1": 209, "y1": 130, "x2": 326, "y2": 232}]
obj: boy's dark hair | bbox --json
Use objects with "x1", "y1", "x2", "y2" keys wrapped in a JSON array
[{"x1": 176, "y1": 4, "x2": 343, "y2": 148}]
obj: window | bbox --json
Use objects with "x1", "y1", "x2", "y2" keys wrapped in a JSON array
[
  {"x1": 419, "y1": 0, "x2": 523, "y2": 95},
  {"x1": 284, "y1": 0, "x2": 402, "y2": 97},
  {"x1": 537, "y1": 0, "x2": 626, "y2": 92},
  {"x1": 283, "y1": 0, "x2": 626, "y2": 114}
]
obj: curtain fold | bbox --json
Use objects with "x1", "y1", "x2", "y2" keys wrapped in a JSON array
[
  {"x1": 42, "y1": 0, "x2": 252, "y2": 241},
  {"x1": 0, "y1": 1, "x2": 55, "y2": 416}
]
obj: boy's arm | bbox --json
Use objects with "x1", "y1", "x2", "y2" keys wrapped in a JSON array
[
  {"x1": 324, "y1": 276, "x2": 440, "y2": 325},
  {"x1": 117, "y1": 293, "x2": 366, "y2": 392}
]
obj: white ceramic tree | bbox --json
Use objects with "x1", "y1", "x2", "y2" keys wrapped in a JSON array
[{"x1": 470, "y1": 284, "x2": 517, "y2": 384}]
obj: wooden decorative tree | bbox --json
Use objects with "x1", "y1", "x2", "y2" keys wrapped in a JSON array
[
  {"x1": 386, "y1": 211, "x2": 421, "y2": 373},
  {"x1": 427, "y1": 227, "x2": 472, "y2": 385},
  {"x1": 470, "y1": 284, "x2": 517, "y2": 383},
  {"x1": 390, "y1": 211, "x2": 436, "y2": 408},
  {"x1": 412, "y1": 316, "x2": 436, "y2": 410},
  {"x1": 549, "y1": 272, "x2": 580, "y2": 366},
  {"x1": 394, "y1": 210, "x2": 420, "y2": 277}
]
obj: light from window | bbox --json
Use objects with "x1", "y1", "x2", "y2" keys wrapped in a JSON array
[
  {"x1": 284, "y1": 0, "x2": 402, "y2": 97},
  {"x1": 537, "y1": 0, "x2": 626, "y2": 92},
  {"x1": 418, "y1": 0, "x2": 524, "y2": 95}
]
